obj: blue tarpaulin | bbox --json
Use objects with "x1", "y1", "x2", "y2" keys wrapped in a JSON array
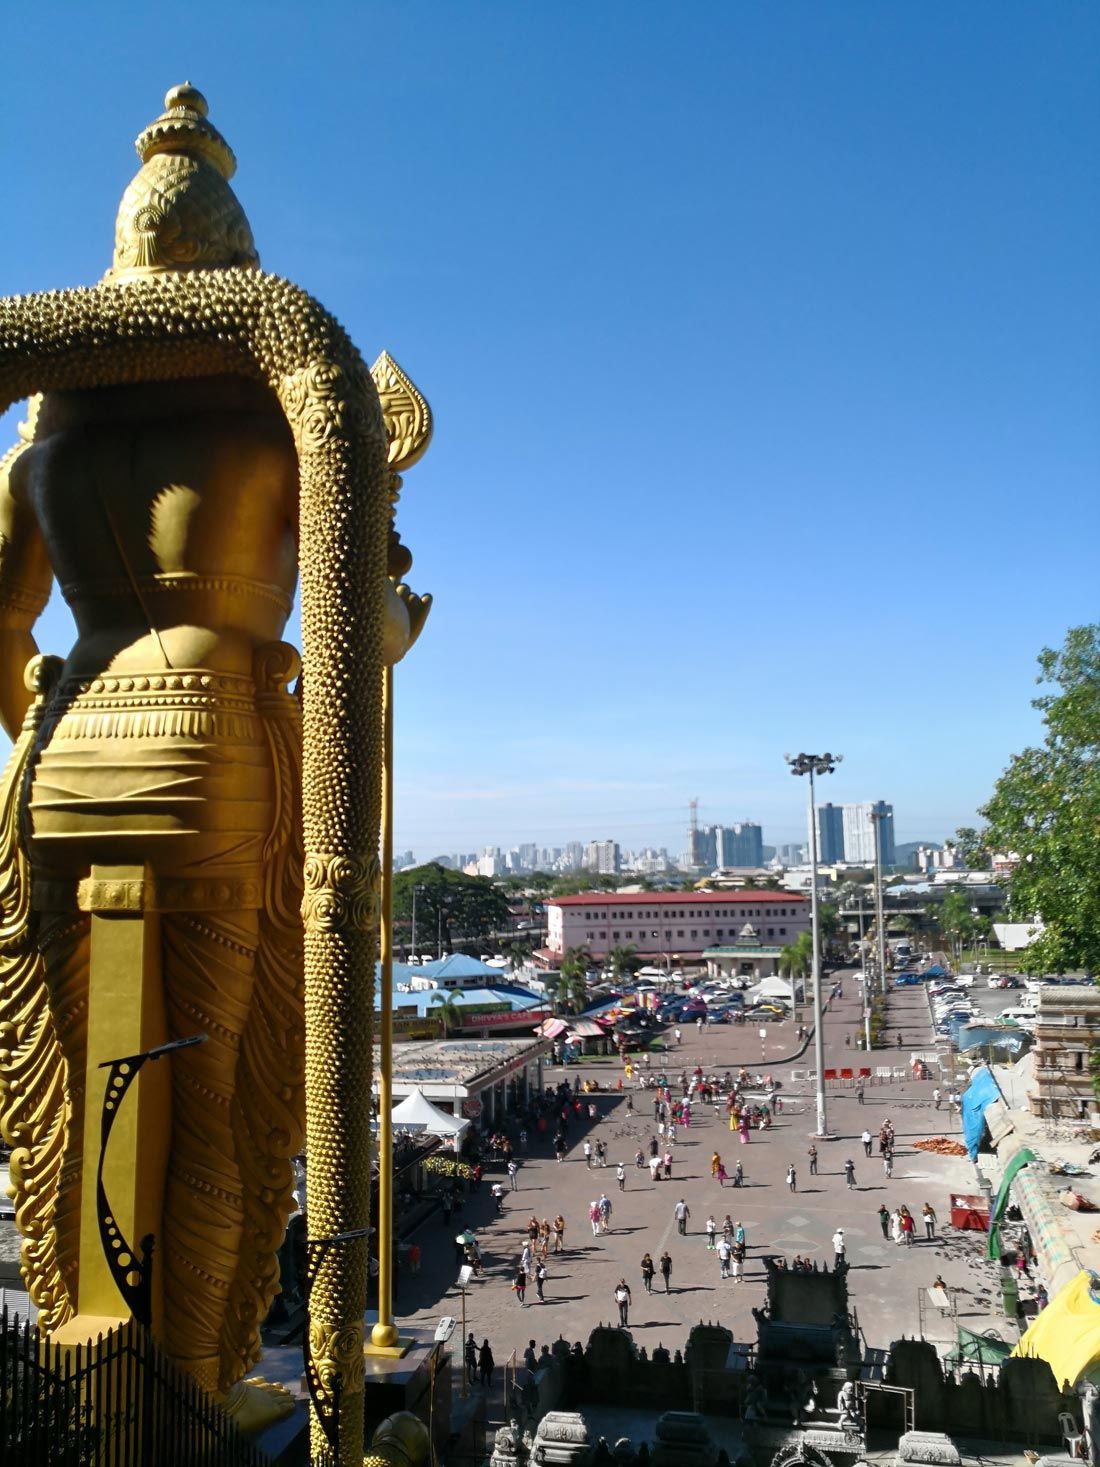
[{"x1": 962, "y1": 1066, "x2": 1001, "y2": 1159}]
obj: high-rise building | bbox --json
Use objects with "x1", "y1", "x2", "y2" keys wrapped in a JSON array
[
  {"x1": 841, "y1": 802, "x2": 895, "y2": 866},
  {"x1": 715, "y1": 822, "x2": 764, "y2": 867},
  {"x1": 584, "y1": 839, "x2": 621, "y2": 874},
  {"x1": 813, "y1": 803, "x2": 845, "y2": 864}
]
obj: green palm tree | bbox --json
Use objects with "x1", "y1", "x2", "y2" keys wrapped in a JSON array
[
  {"x1": 430, "y1": 991, "x2": 463, "y2": 1037},
  {"x1": 607, "y1": 943, "x2": 639, "y2": 981},
  {"x1": 557, "y1": 945, "x2": 593, "y2": 1014},
  {"x1": 778, "y1": 933, "x2": 812, "y2": 1003}
]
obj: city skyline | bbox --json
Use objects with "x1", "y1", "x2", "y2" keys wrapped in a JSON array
[{"x1": 397, "y1": 797, "x2": 917, "y2": 871}]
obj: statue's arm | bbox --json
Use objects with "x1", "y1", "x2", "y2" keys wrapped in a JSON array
[{"x1": 0, "y1": 437, "x2": 52, "y2": 739}]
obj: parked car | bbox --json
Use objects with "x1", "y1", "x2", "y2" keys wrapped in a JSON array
[
  {"x1": 894, "y1": 973, "x2": 921, "y2": 987},
  {"x1": 748, "y1": 1002, "x2": 787, "y2": 1018}
]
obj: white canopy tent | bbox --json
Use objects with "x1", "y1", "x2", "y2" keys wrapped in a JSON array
[
  {"x1": 390, "y1": 1087, "x2": 471, "y2": 1143},
  {"x1": 746, "y1": 976, "x2": 798, "y2": 1006}
]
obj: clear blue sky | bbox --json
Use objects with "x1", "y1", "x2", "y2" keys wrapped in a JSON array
[{"x1": 3, "y1": 3, "x2": 1097, "y2": 859}]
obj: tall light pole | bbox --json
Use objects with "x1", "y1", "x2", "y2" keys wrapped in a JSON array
[
  {"x1": 872, "y1": 809, "x2": 887, "y2": 1009},
  {"x1": 786, "y1": 752, "x2": 842, "y2": 1137}
]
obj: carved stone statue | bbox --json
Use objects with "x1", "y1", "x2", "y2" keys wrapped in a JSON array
[{"x1": 0, "y1": 83, "x2": 428, "y2": 1460}]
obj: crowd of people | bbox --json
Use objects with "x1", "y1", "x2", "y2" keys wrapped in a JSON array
[{"x1": 428, "y1": 981, "x2": 1042, "y2": 1409}]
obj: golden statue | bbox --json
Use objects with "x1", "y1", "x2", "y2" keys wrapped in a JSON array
[{"x1": 0, "y1": 84, "x2": 430, "y2": 1462}]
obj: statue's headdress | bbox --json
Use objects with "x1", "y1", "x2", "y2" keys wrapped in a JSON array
[{"x1": 110, "y1": 83, "x2": 258, "y2": 277}]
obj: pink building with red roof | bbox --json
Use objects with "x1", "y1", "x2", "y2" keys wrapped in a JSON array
[{"x1": 544, "y1": 890, "x2": 810, "y2": 965}]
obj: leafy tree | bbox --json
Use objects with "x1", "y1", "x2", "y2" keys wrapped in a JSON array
[
  {"x1": 817, "y1": 902, "x2": 840, "y2": 953},
  {"x1": 429, "y1": 991, "x2": 463, "y2": 1037},
  {"x1": 549, "y1": 872, "x2": 619, "y2": 897},
  {"x1": 952, "y1": 826, "x2": 990, "y2": 870},
  {"x1": 935, "y1": 888, "x2": 977, "y2": 950},
  {"x1": 982, "y1": 626, "x2": 1100, "y2": 975},
  {"x1": 393, "y1": 863, "x2": 511, "y2": 952}
]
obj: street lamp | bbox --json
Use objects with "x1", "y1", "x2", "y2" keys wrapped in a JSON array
[
  {"x1": 785, "y1": 751, "x2": 842, "y2": 1137},
  {"x1": 411, "y1": 882, "x2": 426, "y2": 959}
]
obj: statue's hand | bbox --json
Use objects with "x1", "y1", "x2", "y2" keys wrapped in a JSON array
[{"x1": 393, "y1": 582, "x2": 432, "y2": 653}]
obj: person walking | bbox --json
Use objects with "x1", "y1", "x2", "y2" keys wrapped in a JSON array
[
  {"x1": 589, "y1": 1199, "x2": 601, "y2": 1238},
  {"x1": 659, "y1": 1250, "x2": 673, "y2": 1293},
  {"x1": 614, "y1": 1277, "x2": 632, "y2": 1327},
  {"x1": 733, "y1": 1160, "x2": 744, "y2": 1188},
  {"x1": 535, "y1": 1259, "x2": 547, "y2": 1302},
  {"x1": 900, "y1": 1207, "x2": 915, "y2": 1246},
  {"x1": 878, "y1": 1204, "x2": 890, "y2": 1239},
  {"x1": 844, "y1": 1158, "x2": 857, "y2": 1190},
  {"x1": 890, "y1": 1209, "x2": 902, "y2": 1245},
  {"x1": 883, "y1": 1148, "x2": 894, "y2": 1179},
  {"x1": 663, "y1": 1150, "x2": 673, "y2": 1180},
  {"x1": 674, "y1": 1027, "x2": 682, "y2": 1046},
  {"x1": 896, "y1": 1031, "x2": 903, "y2": 1049},
  {"x1": 512, "y1": 1266, "x2": 527, "y2": 1306},
  {"x1": 711, "y1": 1151, "x2": 722, "y2": 1178},
  {"x1": 507, "y1": 1158, "x2": 519, "y2": 1191},
  {"x1": 478, "y1": 1339, "x2": 495, "y2": 1390},
  {"x1": 922, "y1": 1201, "x2": 937, "y2": 1240},
  {"x1": 599, "y1": 1193, "x2": 612, "y2": 1233},
  {"x1": 856, "y1": 1084, "x2": 865, "y2": 1105},
  {"x1": 731, "y1": 1242, "x2": 744, "y2": 1283},
  {"x1": 862, "y1": 1128, "x2": 873, "y2": 1158},
  {"x1": 787, "y1": 1164, "x2": 797, "y2": 1193},
  {"x1": 520, "y1": 1242, "x2": 533, "y2": 1275},
  {"x1": 807, "y1": 1145, "x2": 818, "y2": 1177},
  {"x1": 832, "y1": 1229, "x2": 846, "y2": 1268},
  {"x1": 705, "y1": 1215, "x2": 717, "y2": 1250},
  {"x1": 640, "y1": 1252, "x2": 655, "y2": 1293},
  {"x1": 464, "y1": 1332, "x2": 478, "y2": 1387},
  {"x1": 734, "y1": 1220, "x2": 746, "y2": 1251},
  {"x1": 933, "y1": 1087, "x2": 942, "y2": 1111},
  {"x1": 583, "y1": 1139, "x2": 593, "y2": 1168},
  {"x1": 674, "y1": 1198, "x2": 690, "y2": 1235},
  {"x1": 524, "y1": 1340, "x2": 538, "y2": 1372},
  {"x1": 716, "y1": 1159, "x2": 728, "y2": 1186},
  {"x1": 616, "y1": 1162, "x2": 626, "y2": 1192}
]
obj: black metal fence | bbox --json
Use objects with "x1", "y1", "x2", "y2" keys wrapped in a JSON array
[{"x1": 0, "y1": 1306, "x2": 273, "y2": 1467}]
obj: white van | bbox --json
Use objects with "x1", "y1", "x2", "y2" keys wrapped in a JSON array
[{"x1": 999, "y1": 1007, "x2": 1037, "y2": 1028}]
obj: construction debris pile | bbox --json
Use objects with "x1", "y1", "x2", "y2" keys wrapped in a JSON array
[{"x1": 913, "y1": 1138, "x2": 968, "y2": 1156}]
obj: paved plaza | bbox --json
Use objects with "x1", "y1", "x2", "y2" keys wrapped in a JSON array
[{"x1": 394, "y1": 975, "x2": 1012, "y2": 1416}]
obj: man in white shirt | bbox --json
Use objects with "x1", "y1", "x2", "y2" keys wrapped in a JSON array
[
  {"x1": 717, "y1": 1236, "x2": 732, "y2": 1279},
  {"x1": 833, "y1": 1228, "x2": 846, "y2": 1268}
]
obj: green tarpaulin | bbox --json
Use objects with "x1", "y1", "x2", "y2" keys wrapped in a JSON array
[
  {"x1": 946, "y1": 1326, "x2": 1014, "y2": 1369},
  {"x1": 987, "y1": 1146, "x2": 1035, "y2": 1259}
]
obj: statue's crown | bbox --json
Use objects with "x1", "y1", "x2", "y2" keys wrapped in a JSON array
[
  {"x1": 110, "y1": 83, "x2": 258, "y2": 278},
  {"x1": 134, "y1": 82, "x2": 237, "y2": 180}
]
